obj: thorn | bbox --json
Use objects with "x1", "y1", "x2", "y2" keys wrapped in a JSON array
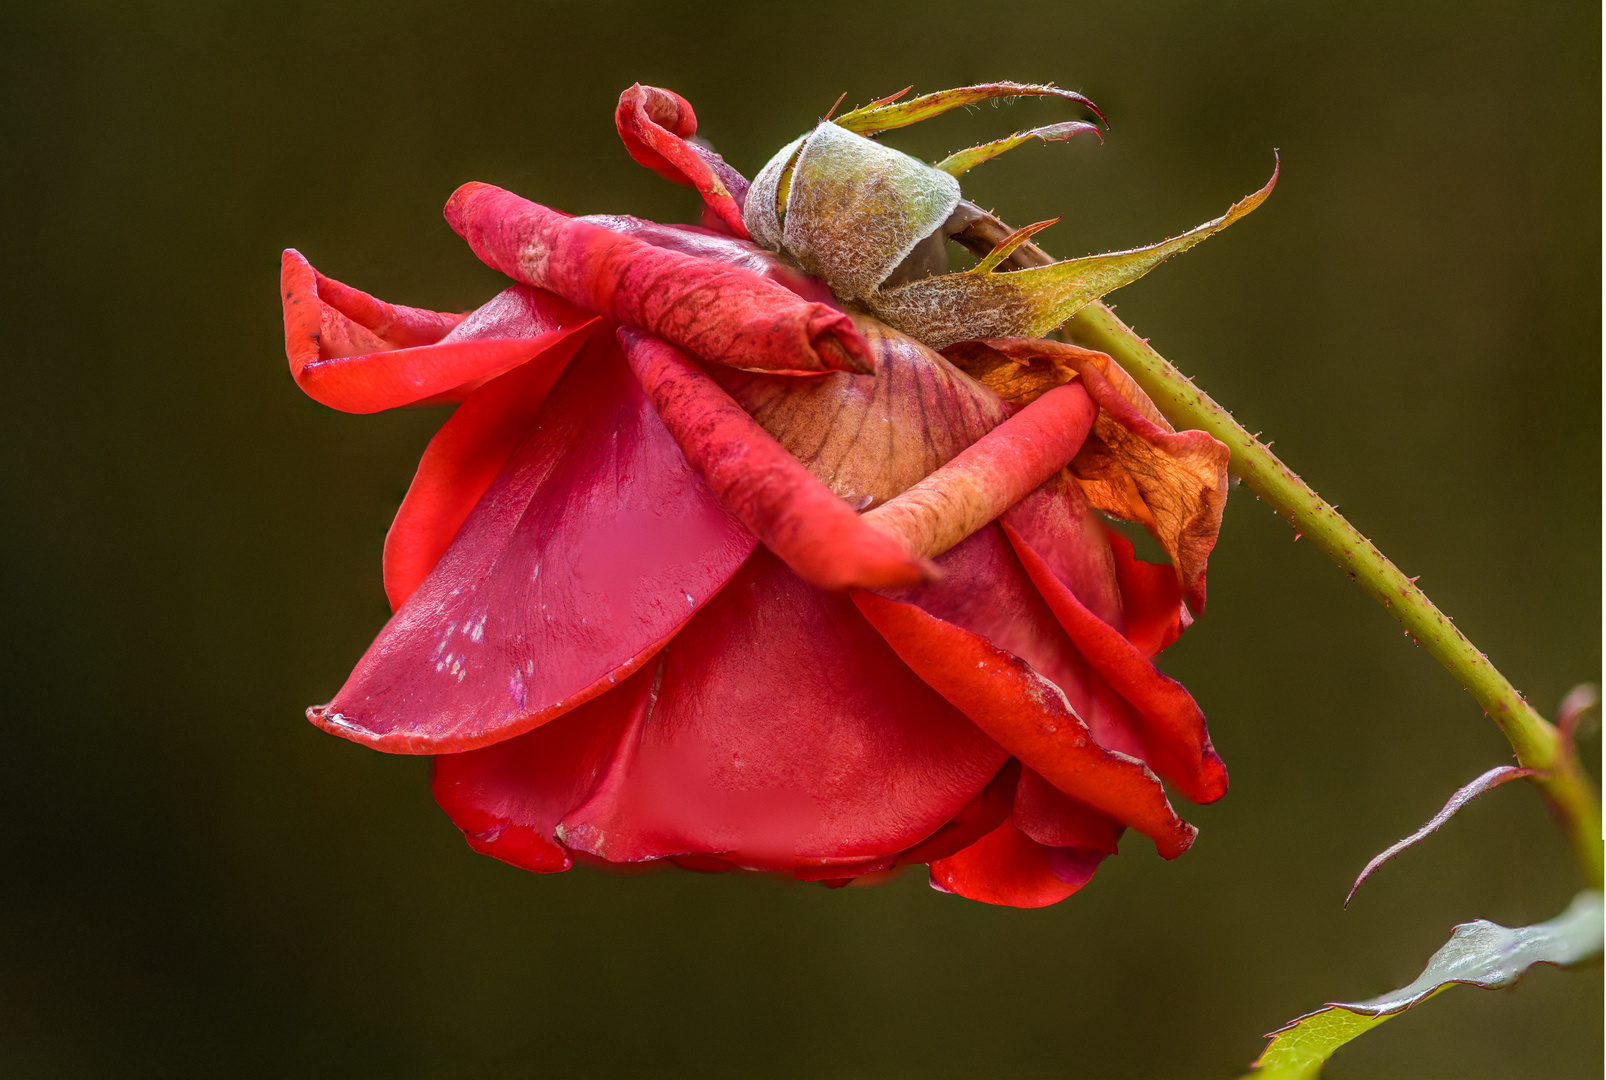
[
  {"x1": 1293, "y1": 532, "x2": 1302, "y2": 542},
  {"x1": 1408, "y1": 575, "x2": 1421, "y2": 584}
]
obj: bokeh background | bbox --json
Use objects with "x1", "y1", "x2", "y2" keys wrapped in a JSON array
[{"x1": 2, "y1": 2, "x2": 1600, "y2": 1077}]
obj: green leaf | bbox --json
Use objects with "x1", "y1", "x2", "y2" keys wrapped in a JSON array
[
  {"x1": 1244, "y1": 891, "x2": 1604, "y2": 1079},
  {"x1": 933, "y1": 121, "x2": 1101, "y2": 177},
  {"x1": 834, "y1": 83, "x2": 1101, "y2": 136}
]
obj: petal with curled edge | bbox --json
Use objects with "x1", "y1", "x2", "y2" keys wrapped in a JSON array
[
  {"x1": 445, "y1": 182, "x2": 869, "y2": 375},
  {"x1": 558, "y1": 547, "x2": 1009, "y2": 872},
  {"x1": 715, "y1": 312, "x2": 1009, "y2": 509},
  {"x1": 280, "y1": 250, "x2": 594, "y2": 413},
  {"x1": 615, "y1": 84, "x2": 751, "y2": 238},
  {"x1": 868, "y1": 162, "x2": 1277, "y2": 349},
  {"x1": 308, "y1": 340, "x2": 756, "y2": 754},
  {"x1": 851, "y1": 589, "x2": 1198, "y2": 859},
  {"x1": 1005, "y1": 521, "x2": 1228, "y2": 805},
  {"x1": 619, "y1": 328, "x2": 930, "y2": 591},
  {"x1": 929, "y1": 817, "x2": 1106, "y2": 908},
  {"x1": 382, "y1": 322, "x2": 596, "y2": 611},
  {"x1": 1106, "y1": 527, "x2": 1188, "y2": 658},
  {"x1": 954, "y1": 337, "x2": 1229, "y2": 611},
  {"x1": 861, "y1": 380, "x2": 1096, "y2": 562},
  {"x1": 431, "y1": 664, "x2": 651, "y2": 873}
]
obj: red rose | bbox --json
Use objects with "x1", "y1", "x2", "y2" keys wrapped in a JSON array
[{"x1": 282, "y1": 83, "x2": 1258, "y2": 907}]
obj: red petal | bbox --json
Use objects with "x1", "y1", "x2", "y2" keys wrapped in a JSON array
[
  {"x1": 308, "y1": 340, "x2": 756, "y2": 753},
  {"x1": 879, "y1": 523, "x2": 1145, "y2": 765},
  {"x1": 281, "y1": 251, "x2": 593, "y2": 413},
  {"x1": 999, "y1": 473, "x2": 1125, "y2": 630},
  {"x1": 444, "y1": 181, "x2": 869, "y2": 375},
  {"x1": 431, "y1": 666, "x2": 649, "y2": 873},
  {"x1": 558, "y1": 547, "x2": 1008, "y2": 871},
  {"x1": 1013, "y1": 765, "x2": 1122, "y2": 853},
  {"x1": 1105, "y1": 526, "x2": 1188, "y2": 658},
  {"x1": 619, "y1": 328, "x2": 929, "y2": 591},
  {"x1": 851, "y1": 589, "x2": 1197, "y2": 859},
  {"x1": 929, "y1": 818, "x2": 1105, "y2": 908},
  {"x1": 615, "y1": 84, "x2": 751, "y2": 239},
  {"x1": 382, "y1": 323, "x2": 594, "y2": 610},
  {"x1": 1004, "y1": 521, "x2": 1228, "y2": 805},
  {"x1": 577, "y1": 215, "x2": 835, "y2": 305},
  {"x1": 895, "y1": 759, "x2": 1020, "y2": 866},
  {"x1": 862, "y1": 381, "x2": 1096, "y2": 561}
]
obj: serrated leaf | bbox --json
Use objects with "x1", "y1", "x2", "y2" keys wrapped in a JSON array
[{"x1": 1244, "y1": 891, "x2": 1604, "y2": 1080}]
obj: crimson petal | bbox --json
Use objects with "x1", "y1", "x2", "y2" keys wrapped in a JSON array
[
  {"x1": 382, "y1": 322, "x2": 595, "y2": 610},
  {"x1": 432, "y1": 668, "x2": 649, "y2": 872},
  {"x1": 615, "y1": 84, "x2": 751, "y2": 238},
  {"x1": 445, "y1": 182, "x2": 869, "y2": 375},
  {"x1": 619, "y1": 328, "x2": 930, "y2": 590},
  {"x1": 1105, "y1": 526, "x2": 1188, "y2": 658},
  {"x1": 1004, "y1": 521, "x2": 1228, "y2": 805},
  {"x1": 851, "y1": 589, "x2": 1197, "y2": 859},
  {"x1": 281, "y1": 251, "x2": 593, "y2": 413},
  {"x1": 559, "y1": 548, "x2": 1009, "y2": 871},
  {"x1": 308, "y1": 340, "x2": 756, "y2": 753},
  {"x1": 929, "y1": 818, "x2": 1105, "y2": 909}
]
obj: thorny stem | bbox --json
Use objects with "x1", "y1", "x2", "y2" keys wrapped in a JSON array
[{"x1": 1066, "y1": 301, "x2": 1604, "y2": 890}]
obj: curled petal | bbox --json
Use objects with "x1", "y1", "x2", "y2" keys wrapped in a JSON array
[
  {"x1": 717, "y1": 313, "x2": 1009, "y2": 509},
  {"x1": 431, "y1": 670, "x2": 648, "y2": 872},
  {"x1": 281, "y1": 250, "x2": 592, "y2": 413},
  {"x1": 957, "y1": 337, "x2": 1229, "y2": 610},
  {"x1": 852, "y1": 589, "x2": 1198, "y2": 859},
  {"x1": 615, "y1": 84, "x2": 750, "y2": 238},
  {"x1": 1105, "y1": 527, "x2": 1188, "y2": 658},
  {"x1": 835, "y1": 82, "x2": 1104, "y2": 136},
  {"x1": 868, "y1": 161, "x2": 1278, "y2": 349},
  {"x1": 619, "y1": 328, "x2": 930, "y2": 590},
  {"x1": 382, "y1": 327, "x2": 594, "y2": 610},
  {"x1": 1013, "y1": 765, "x2": 1123, "y2": 852},
  {"x1": 577, "y1": 215, "x2": 836, "y2": 304},
  {"x1": 445, "y1": 182, "x2": 869, "y2": 375},
  {"x1": 1005, "y1": 521, "x2": 1227, "y2": 804},
  {"x1": 559, "y1": 548, "x2": 1008, "y2": 871},
  {"x1": 929, "y1": 817, "x2": 1105, "y2": 908},
  {"x1": 309, "y1": 341, "x2": 756, "y2": 753},
  {"x1": 895, "y1": 759, "x2": 1020, "y2": 867},
  {"x1": 861, "y1": 381, "x2": 1096, "y2": 561}
]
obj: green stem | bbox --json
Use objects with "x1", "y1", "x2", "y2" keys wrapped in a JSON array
[{"x1": 1068, "y1": 301, "x2": 1603, "y2": 889}]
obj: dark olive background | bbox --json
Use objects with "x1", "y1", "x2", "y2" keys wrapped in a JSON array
[{"x1": 2, "y1": 2, "x2": 1600, "y2": 1077}]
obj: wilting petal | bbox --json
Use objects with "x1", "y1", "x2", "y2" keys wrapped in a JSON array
[
  {"x1": 281, "y1": 251, "x2": 593, "y2": 413},
  {"x1": 1005, "y1": 521, "x2": 1227, "y2": 805},
  {"x1": 929, "y1": 818, "x2": 1105, "y2": 908},
  {"x1": 615, "y1": 84, "x2": 750, "y2": 238},
  {"x1": 445, "y1": 182, "x2": 870, "y2": 375},
  {"x1": 851, "y1": 589, "x2": 1197, "y2": 858},
  {"x1": 308, "y1": 340, "x2": 756, "y2": 753},
  {"x1": 619, "y1": 328, "x2": 930, "y2": 591},
  {"x1": 578, "y1": 215, "x2": 836, "y2": 305},
  {"x1": 431, "y1": 670, "x2": 649, "y2": 872},
  {"x1": 716, "y1": 314, "x2": 1009, "y2": 508},
  {"x1": 382, "y1": 325, "x2": 595, "y2": 610},
  {"x1": 861, "y1": 381, "x2": 1096, "y2": 561},
  {"x1": 867, "y1": 163, "x2": 1277, "y2": 349},
  {"x1": 955, "y1": 337, "x2": 1229, "y2": 611},
  {"x1": 559, "y1": 548, "x2": 1009, "y2": 871}
]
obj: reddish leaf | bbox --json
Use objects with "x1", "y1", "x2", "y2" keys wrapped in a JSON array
[
  {"x1": 281, "y1": 250, "x2": 593, "y2": 413},
  {"x1": 619, "y1": 328, "x2": 930, "y2": 591},
  {"x1": 444, "y1": 182, "x2": 869, "y2": 375},
  {"x1": 1345, "y1": 766, "x2": 1540, "y2": 907},
  {"x1": 308, "y1": 340, "x2": 756, "y2": 753}
]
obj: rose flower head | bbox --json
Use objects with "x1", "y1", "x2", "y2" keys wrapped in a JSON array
[{"x1": 281, "y1": 81, "x2": 1273, "y2": 907}]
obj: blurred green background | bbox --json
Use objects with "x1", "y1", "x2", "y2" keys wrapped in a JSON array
[{"x1": 2, "y1": 2, "x2": 1599, "y2": 1077}]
